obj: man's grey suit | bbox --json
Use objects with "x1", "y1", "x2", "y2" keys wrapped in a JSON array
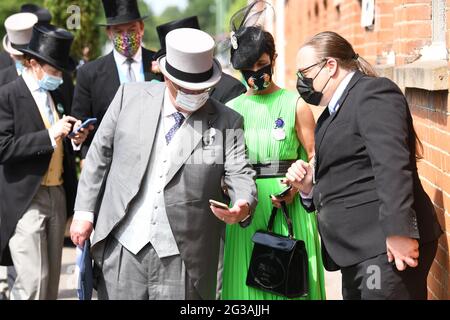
[{"x1": 74, "y1": 81, "x2": 257, "y2": 299}]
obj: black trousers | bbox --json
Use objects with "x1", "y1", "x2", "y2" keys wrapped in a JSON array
[{"x1": 341, "y1": 240, "x2": 438, "y2": 300}]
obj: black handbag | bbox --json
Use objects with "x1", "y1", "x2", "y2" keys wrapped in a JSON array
[{"x1": 246, "y1": 201, "x2": 309, "y2": 298}]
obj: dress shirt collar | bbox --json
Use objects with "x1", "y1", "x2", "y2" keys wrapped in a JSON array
[
  {"x1": 113, "y1": 46, "x2": 143, "y2": 65},
  {"x1": 328, "y1": 71, "x2": 355, "y2": 114},
  {"x1": 22, "y1": 69, "x2": 42, "y2": 93},
  {"x1": 163, "y1": 88, "x2": 190, "y2": 120}
]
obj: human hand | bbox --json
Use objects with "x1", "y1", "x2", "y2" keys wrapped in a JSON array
[
  {"x1": 386, "y1": 236, "x2": 420, "y2": 271},
  {"x1": 210, "y1": 199, "x2": 250, "y2": 224}
]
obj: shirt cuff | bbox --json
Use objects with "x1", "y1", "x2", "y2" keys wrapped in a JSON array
[
  {"x1": 300, "y1": 186, "x2": 314, "y2": 200},
  {"x1": 48, "y1": 130, "x2": 56, "y2": 149},
  {"x1": 72, "y1": 140, "x2": 82, "y2": 151},
  {"x1": 73, "y1": 211, "x2": 94, "y2": 223}
]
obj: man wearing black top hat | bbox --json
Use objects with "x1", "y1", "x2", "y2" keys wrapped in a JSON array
[
  {"x1": 71, "y1": 0, "x2": 162, "y2": 161},
  {"x1": 0, "y1": 24, "x2": 92, "y2": 300},
  {"x1": 0, "y1": 4, "x2": 75, "y2": 116},
  {"x1": 154, "y1": 16, "x2": 246, "y2": 105},
  {"x1": 0, "y1": 4, "x2": 52, "y2": 70}
]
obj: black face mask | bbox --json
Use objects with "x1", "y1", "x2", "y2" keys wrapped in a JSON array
[
  {"x1": 241, "y1": 64, "x2": 273, "y2": 91},
  {"x1": 296, "y1": 62, "x2": 330, "y2": 106}
]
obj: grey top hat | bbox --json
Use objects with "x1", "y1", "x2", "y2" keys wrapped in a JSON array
[
  {"x1": 3, "y1": 13, "x2": 38, "y2": 56},
  {"x1": 157, "y1": 28, "x2": 222, "y2": 91}
]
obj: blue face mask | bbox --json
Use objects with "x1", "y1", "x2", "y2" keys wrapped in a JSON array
[
  {"x1": 38, "y1": 72, "x2": 64, "y2": 91},
  {"x1": 15, "y1": 60, "x2": 24, "y2": 74}
]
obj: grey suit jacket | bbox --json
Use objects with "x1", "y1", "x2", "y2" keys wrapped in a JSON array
[{"x1": 74, "y1": 81, "x2": 257, "y2": 299}]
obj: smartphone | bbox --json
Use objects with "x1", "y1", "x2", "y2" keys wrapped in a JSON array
[
  {"x1": 68, "y1": 118, "x2": 97, "y2": 138},
  {"x1": 209, "y1": 199, "x2": 230, "y2": 210},
  {"x1": 273, "y1": 185, "x2": 293, "y2": 198}
]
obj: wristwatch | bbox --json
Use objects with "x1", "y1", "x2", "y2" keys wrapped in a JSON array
[{"x1": 239, "y1": 203, "x2": 252, "y2": 228}]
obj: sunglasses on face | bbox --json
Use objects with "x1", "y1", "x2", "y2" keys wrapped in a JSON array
[{"x1": 296, "y1": 58, "x2": 328, "y2": 80}]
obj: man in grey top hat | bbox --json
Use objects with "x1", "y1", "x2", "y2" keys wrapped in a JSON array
[{"x1": 70, "y1": 28, "x2": 257, "y2": 300}]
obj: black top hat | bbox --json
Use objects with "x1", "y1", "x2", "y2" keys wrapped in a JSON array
[
  {"x1": 100, "y1": 0, "x2": 148, "y2": 26},
  {"x1": 154, "y1": 16, "x2": 201, "y2": 60},
  {"x1": 19, "y1": 24, "x2": 76, "y2": 72},
  {"x1": 20, "y1": 4, "x2": 52, "y2": 25}
]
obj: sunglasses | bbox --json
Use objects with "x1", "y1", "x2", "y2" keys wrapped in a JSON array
[{"x1": 296, "y1": 58, "x2": 328, "y2": 80}]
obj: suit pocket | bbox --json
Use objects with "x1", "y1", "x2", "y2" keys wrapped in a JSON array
[{"x1": 344, "y1": 190, "x2": 379, "y2": 208}]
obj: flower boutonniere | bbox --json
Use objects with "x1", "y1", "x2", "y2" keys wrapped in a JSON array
[
  {"x1": 56, "y1": 103, "x2": 65, "y2": 115},
  {"x1": 272, "y1": 117, "x2": 286, "y2": 141},
  {"x1": 151, "y1": 60, "x2": 161, "y2": 75}
]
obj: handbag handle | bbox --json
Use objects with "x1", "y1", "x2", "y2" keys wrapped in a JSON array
[{"x1": 267, "y1": 201, "x2": 294, "y2": 239}]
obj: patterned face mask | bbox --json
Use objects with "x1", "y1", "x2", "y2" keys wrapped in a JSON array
[{"x1": 112, "y1": 31, "x2": 141, "y2": 58}]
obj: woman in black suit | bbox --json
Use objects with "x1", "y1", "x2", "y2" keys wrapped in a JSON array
[{"x1": 286, "y1": 31, "x2": 442, "y2": 300}]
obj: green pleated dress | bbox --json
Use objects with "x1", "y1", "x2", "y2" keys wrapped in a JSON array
[{"x1": 222, "y1": 89, "x2": 326, "y2": 300}]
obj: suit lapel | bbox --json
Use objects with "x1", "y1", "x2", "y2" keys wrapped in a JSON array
[
  {"x1": 17, "y1": 77, "x2": 46, "y2": 131},
  {"x1": 164, "y1": 100, "x2": 219, "y2": 187},
  {"x1": 50, "y1": 90, "x2": 65, "y2": 118},
  {"x1": 315, "y1": 71, "x2": 364, "y2": 156},
  {"x1": 142, "y1": 48, "x2": 153, "y2": 81},
  {"x1": 140, "y1": 84, "x2": 164, "y2": 174},
  {"x1": 102, "y1": 52, "x2": 121, "y2": 98}
]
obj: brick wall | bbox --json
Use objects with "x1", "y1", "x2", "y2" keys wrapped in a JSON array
[{"x1": 271, "y1": 0, "x2": 450, "y2": 299}]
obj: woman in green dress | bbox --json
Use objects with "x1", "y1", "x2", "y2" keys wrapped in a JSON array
[{"x1": 221, "y1": 18, "x2": 326, "y2": 299}]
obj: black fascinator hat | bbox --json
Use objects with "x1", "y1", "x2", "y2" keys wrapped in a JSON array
[{"x1": 229, "y1": 0, "x2": 274, "y2": 70}]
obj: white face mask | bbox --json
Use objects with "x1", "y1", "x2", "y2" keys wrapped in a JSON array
[{"x1": 175, "y1": 90, "x2": 209, "y2": 112}]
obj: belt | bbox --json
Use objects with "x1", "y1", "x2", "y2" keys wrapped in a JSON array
[{"x1": 253, "y1": 160, "x2": 297, "y2": 178}]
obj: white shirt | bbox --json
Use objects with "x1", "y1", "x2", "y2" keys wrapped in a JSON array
[
  {"x1": 301, "y1": 71, "x2": 355, "y2": 200},
  {"x1": 22, "y1": 70, "x2": 81, "y2": 151},
  {"x1": 163, "y1": 87, "x2": 191, "y2": 133},
  {"x1": 113, "y1": 47, "x2": 145, "y2": 83},
  {"x1": 74, "y1": 87, "x2": 191, "y2": 223},
  {"x1": 327, "y1": 71, "x2": 355, "y2": 114}
]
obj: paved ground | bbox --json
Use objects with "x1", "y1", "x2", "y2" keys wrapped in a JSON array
[{"x1": 58, "y1": 243, "x2": 342, "y2": 300}]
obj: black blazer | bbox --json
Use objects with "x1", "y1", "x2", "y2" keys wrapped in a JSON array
[
  {"x1": 303, "y1": 71, "x2": 442, "y2": 270},
  {"x1": 0, "y1": 51, "x2": 13, "y2": 71},
  {"x1": 0, "y1": 65, "x2": 75, "y2": 113},
  {"x1": 0, "y1": 77, "x2": 78, "y2": 265},
  {"x1": 210, "y1": 73, "x2": 246, "y2": 104},
  {"x1": 71, "y1": 48, "x2": 162, "y2": 158}
]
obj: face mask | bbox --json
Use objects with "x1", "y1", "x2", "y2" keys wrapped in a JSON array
[
  {"x1": 38, "y1": 72, "x2": 63, "y2": 91},
  {"x1": 176, "y1": 90, "x2": 209, "y2": 112},
  {"x1": 15, "y1": 60, "x2": 24, "y2": 74},
  {"x1": 112, "y1": 31, "x2": 141, "y2": 58},
  {"x1": 241, "y1": 64, "x2": 273, "y2": 91},
  {"x1": 296, "y1": 63, "x2": 330, "y2": 106}
]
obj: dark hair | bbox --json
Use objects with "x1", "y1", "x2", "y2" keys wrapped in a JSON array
[
  {"x1": 302, "y1": 31, "x2": 377, "y2": 77},
  {"x1": 230, "y1": 26, "x2": 276, "y2": 69},
  {"x1": 22, "y1": 54, "x2": 47, "y2": 68},
  {"x1": 262, "y1": 30, "x2": 276, "y2": 62},
  {"x1": 303, "y1": 31, "x2": 425, "y2": 159}
]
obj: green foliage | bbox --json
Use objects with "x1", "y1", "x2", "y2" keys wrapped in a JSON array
[
  {"x1": 225, "y1": 0, "x2": 248, "y2": 32},
  {"x1": 44, "y1": 0, "x2": 102, "y2": 61},
  {"x1": 0, "y1": 0, "x2": 250, "y2": 59},
  {"x1": 0, "y1": 0, "x2": 44, "y2": 46},
  {"x1": 184, "y1": 0, "x2": 216, "y2": 35}
]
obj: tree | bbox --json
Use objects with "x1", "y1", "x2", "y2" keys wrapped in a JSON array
[
  {"x1": 184, "y1": 0, "x2": 216, "y2": 35},
  {"x1": 225, "y1": 0, "x2": 249, "y2": 32},
  {"x1": 45, "y1": 0, "x2": 102, "y2": 61},
  {"x1": 0, "y1": 0, "x2": 45, "y2": 45}
]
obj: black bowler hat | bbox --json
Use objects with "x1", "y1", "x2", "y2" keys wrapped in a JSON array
[
  {"x1": 20, "y1": 4, "x2": 52, "y2": 25},
  {"x1": 154, "y1": 16, "x2": 201, "y2": 61},
  {"x1": 99, "y1": 0, "x2": 148, "y2": 26},
  {"x1": 19, "y1": 24, "x2": 76, "y2": 72}
]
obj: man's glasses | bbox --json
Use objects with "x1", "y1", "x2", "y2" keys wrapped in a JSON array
[{"x1": 296, "y1": 59, "x2": 327, "y2": 80}]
